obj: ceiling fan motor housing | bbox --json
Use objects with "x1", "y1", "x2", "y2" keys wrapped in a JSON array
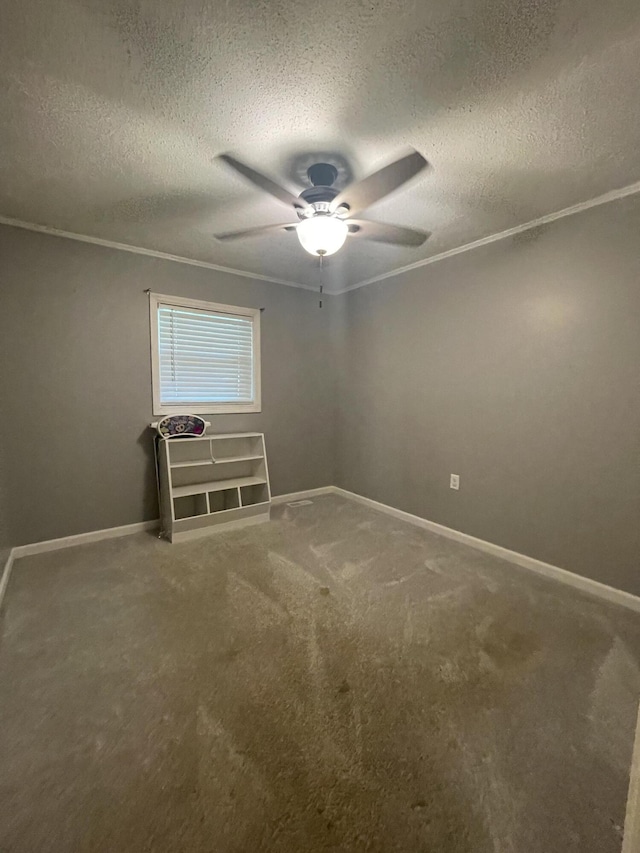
[
  {"x1": 307, "y1": 162, "x2": 338, "y2": 187},
  {"x1": 297, "y1": 163, "x2": 343, "y2": 216}
]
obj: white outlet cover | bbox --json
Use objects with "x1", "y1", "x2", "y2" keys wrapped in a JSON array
[{"x1": 450, "y1": 474, "x2": 460, "y2": 490}]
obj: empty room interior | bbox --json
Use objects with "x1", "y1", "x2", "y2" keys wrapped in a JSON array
[{"x1": 2, "y1": 1, "x2": 640, "y2": 851}]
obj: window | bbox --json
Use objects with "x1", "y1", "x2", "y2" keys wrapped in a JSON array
[{"x1": 149, "y1": 293, "x2": 261, "y2": 415}]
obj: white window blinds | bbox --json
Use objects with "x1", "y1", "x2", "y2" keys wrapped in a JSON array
[{"x1": 157, "y1": 303, "x2": 255, "y2": 406}]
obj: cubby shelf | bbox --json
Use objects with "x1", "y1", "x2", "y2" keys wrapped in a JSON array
[{"x1": 156, "y1": 432, "x2": 271, "y2": 543}]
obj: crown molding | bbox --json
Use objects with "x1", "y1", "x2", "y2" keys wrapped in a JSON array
[
  {"x1": 0, "y1": 215, "x2": 322, "y2": 293},
  {"x1": 335, "y1": 179, "x2": 640, "y2": 294},
  {"x1": 3, "y1": 177, "x2": 640, "y2": 297}
]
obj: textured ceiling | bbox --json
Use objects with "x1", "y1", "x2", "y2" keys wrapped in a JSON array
[{"x1": 1, "y1": 0, "x2": 640, "y2": 292}]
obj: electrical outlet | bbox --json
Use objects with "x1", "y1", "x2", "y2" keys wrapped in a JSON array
[{"x1": 450, "y1": 474, "x2": 460, "y2": 490}]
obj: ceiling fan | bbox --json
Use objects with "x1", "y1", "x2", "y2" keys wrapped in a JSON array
[{"x1": 214, "y1": 149, "x2": 431, "y2": 258}]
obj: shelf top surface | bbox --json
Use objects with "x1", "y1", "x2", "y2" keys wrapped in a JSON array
[{"x1": 162, "y1": 432, "x2": 263, "y2": 443}]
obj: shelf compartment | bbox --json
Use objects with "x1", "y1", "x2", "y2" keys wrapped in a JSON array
[
  {"x1": 170, "y1": 453, "x2": 263, "y2": 469},
  {"x1": 210, "y1": 435, "x2": 263, "y2": 461},
  {"x1": 171, "y1": 455, "x2": 265, "y2": 490},
  {"x1": 240, "y1": 482, "x2": 270, "y2": 507},
  {"x1": 208, "y1": 488, "x2": 240, "y2": 513},
  {"x1": 173, "y1": 493, "x2": 209, "y2": 520},
  {"x1": 173, "y1": 476, "x2": 267, "y2": 499},
  {"x1": 166, "y1": 439, "x2": 213, "y2": 467}
]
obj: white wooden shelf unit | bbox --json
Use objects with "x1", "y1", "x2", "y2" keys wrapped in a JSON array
[{"x1": 157, "y1": 432, "x2": 271, "y2": 542}]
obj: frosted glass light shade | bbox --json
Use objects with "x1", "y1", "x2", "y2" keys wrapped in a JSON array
[{"x1": 297, "y1": 215, "x2": 348, "y2": 256}]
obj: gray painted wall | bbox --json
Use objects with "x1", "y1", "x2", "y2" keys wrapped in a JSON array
[
  {"x1": 0, "y1": 225, "x2": 335, "y2": 546},
  {"x1": 334, "y1": 194, "x2": 640, "y2": 596},
  {"x1": 2, "y1": 195, "x2": 639, "y2": 596},
  {"x1": 0, "y1": 333, "x2": 12, "y2": 566},
  {"x1": 0, "y1": 460, "x2": 10, "y2": 569}
]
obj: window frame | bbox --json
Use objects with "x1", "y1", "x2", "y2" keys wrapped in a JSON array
[{"x1": 149, "y1": 292, "x2": 261, "y2": 416}]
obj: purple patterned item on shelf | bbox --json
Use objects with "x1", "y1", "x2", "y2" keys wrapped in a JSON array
[{"x1": 155, "y1": 415, "x2": 207, "y2": 438}]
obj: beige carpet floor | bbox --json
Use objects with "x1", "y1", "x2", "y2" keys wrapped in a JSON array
[{"x1": 0, "y1": 494, "x2": 639, "y2": 852}]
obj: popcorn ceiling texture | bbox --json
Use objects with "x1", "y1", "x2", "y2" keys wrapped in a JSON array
[{"x1": 1, "y1": 0, "x2": 640, "y2": 290}]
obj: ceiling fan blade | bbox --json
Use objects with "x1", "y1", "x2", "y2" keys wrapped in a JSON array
[
  {"x1": 214, "y1": 222, "x2": 298, "y2": 241},
  {"x1": 330, "y1": 149, "x2": 429, "y2": 216},
  {"x1": 347, "y1": 219, "x2": 430, "y2": 247},
  {"x1": 218, "y1": 154, "x2": 310, "y2": 212}
]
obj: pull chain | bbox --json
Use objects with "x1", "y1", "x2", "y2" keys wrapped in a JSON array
[{"x1": 319, "y1": 253, "x2": 324, "y2": 308}]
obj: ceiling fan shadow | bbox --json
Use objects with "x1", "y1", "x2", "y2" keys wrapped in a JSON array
[{"x1": 91, "y1": 189, "x2": 255, "y2": 227}]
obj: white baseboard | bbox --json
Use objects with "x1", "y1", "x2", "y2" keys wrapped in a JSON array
[
  {"x1": 4, "y1": 485, "x2": 638, "y2": 616},
  {"x1": 7, "y1": 490, "x2": 337, "y2": 560},
  {"x1": 7, "y1": 488, "x2": 337, "y2": 561},
  {"x1": 11, "y1": 519, "x2": 159, "y2": 559},
  {"x1": 332, "y1": 487, "x2": 640, "y2": 614},
  {"x1": 271, "y1": 486, "x2": 336, "y2": 505},
  {"x1": 0, "y1": 550, "x2": 15, "y2": 612}
]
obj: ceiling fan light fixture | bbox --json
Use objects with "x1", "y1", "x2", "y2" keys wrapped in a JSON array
[{"x1": 296, "y1": 215, "x2": 348, "y2": 257}]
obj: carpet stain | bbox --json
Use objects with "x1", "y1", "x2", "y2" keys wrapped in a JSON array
[{"x1": 478, "y1": 618, "x2": 542, "y2": 671}]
